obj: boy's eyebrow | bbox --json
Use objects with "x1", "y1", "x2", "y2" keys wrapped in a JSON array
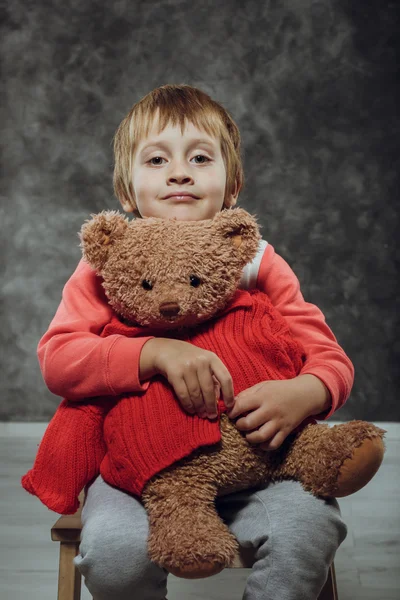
[{"x1": 139, "y1": 138, "x2": 217, "y2": 155}]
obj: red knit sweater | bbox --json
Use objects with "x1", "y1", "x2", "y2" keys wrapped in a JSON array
[{"x1": 22, "y1": 289, "x2": 308, "y2": 514}]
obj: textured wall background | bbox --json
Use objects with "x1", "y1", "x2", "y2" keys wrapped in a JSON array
[{"x1": 1, "y1": 0, "x2": 398, "y2": 421}]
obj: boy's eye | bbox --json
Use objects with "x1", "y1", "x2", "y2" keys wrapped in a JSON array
[
  {"x1": 142, "y1": 279, "x2": 153, "y2": 290},
  {"x1": 189, "y1": 275, "x2": 202, "y2": 287},
  {"x1": 192, "y1": 155, "x2": 210, "y2": 164},
  {"x1": 149, "y1": 157, "x2": 165, "y2": 165},
  {"x1": 148, "y1": 155, "x2": 210, "y2": 166}
]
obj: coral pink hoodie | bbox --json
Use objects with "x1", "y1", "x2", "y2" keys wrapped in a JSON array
[{"x1": 37, "y1": 242, "x2": 354, "y2": 419}]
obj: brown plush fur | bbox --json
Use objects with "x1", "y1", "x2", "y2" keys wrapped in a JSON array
[{"x1": 80, "y1": 208, "x2": 386, "y2": 579}]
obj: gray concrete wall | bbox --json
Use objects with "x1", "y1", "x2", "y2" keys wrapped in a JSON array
[{"x1": 1, "y1": 0, "x2": 398, "y2": 421}]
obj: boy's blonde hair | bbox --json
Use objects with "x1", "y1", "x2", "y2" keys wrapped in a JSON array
[{"x1": 113, "y1": 84, "x2": 244, "y2": 211}]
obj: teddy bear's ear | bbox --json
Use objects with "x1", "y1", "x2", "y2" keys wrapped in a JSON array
[
  {"x1": 211, "y1": 208, "x2": 261, "y2": 265},
  {"x1": 79, "y1": 210, "x2": 130, "y2": 271}
]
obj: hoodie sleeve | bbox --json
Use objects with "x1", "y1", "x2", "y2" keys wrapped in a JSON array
[
  {"x1": 256, "y1": 244, "x2": 354, "y2": 419},
  {"x1": 37, "y1": 259, "x2": 153, "y2": 400}
]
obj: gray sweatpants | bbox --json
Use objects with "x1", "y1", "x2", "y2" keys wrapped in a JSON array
[{"x1": 74, "y1": 475, "x2": 347, "y2": 600}]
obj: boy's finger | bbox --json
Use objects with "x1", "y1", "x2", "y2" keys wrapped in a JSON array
[
  {"x1": 235, "y1": 407, "x2": 264, "y2": 432},
  {"x1": 226, "y1": 398, "x2": 242, "y2": 419},
  {"x1": 212, "y1": 375, "x2": 221, "y2": 399},
  {"x1": 227, "y1": 392, "x2": 260, "y2": 419},
  {"x1": 246, "y1": 421, "x2": 277, "y2": 445},
  {"x1": 183, "y1": 371, "x2": 205, "y2": 416},
  {"x1": 212, "y1": 363, "x2": 234, "y2": 408},
  {"x1": 259, "y1": 430, "x2": 286, "y2": 451},
  {"x1": 170, "y1": 376, "x2": 195, "y2": 414},
  {"x1": 197, "y1": 365, "x2": 217, "y2": 418}
]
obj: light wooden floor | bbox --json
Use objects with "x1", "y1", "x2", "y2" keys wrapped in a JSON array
[{"x1": 1, "y1": 422, "x2": 399, "y2": 600}]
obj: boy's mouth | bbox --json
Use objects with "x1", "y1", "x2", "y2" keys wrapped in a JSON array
[
  {"x1": 166, "y1": 195, "x2": 199, "y2": 202},
  {"x1": 163, "y1": 191, "x2": 199, "y2": 199}
]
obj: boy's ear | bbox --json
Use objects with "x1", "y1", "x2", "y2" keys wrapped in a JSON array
[
  {"x1": 79, "y1": 210, "x2": 130, "y2": 271},
  {"x1": 223, "y1": 177, "x2": 240, "y2": 209},
  {"x1": 211, "y1": 208, "x2": 261, "y2": 266}
]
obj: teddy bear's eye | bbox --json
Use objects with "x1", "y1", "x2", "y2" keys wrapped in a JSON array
[
  {"x1": 189, "y1": 275, "x2": 202, "y2": 288},
  {"x1": 142, "y1": 279, "x2": 153, "y2": 290}
]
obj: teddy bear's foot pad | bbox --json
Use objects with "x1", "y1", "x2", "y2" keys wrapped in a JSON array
[
  {"x1": 168, "y1": 560, "x2": 226, "y2": 579},
  {"x1": 281, "y1": 420, "x2": 386, "y2": 498}
]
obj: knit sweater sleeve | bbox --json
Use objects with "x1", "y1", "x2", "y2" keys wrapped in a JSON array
[
  {"x1": 37, "y1": 259, "x2": 154, "y2": 400},
  {"x1": 256, "y1": 244, "x2": 354, "y2": 419}
]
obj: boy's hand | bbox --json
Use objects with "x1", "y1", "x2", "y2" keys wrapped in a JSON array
[
  {"x1": 226, "y1": 375, "x2": 331, "y2": 450},
  {"x1": 141, "y1": 338, "x2": 234, "y2": 419}
]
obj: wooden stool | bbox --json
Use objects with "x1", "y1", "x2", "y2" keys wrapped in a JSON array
[{"x1": 51, "y1": 502, "x2": 338, "y2": 600}]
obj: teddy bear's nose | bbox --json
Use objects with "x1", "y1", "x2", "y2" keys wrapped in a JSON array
[{"x1": 159, "y1": 302, "x2": 180, "y2": 317}]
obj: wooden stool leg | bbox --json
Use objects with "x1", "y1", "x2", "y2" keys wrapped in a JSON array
[
  {"x1": 317, "y1": 563, "x2": 338, "y2": 600},
  {"x1": 58, "y1": 541, "x2": 81, "y2": 600}
]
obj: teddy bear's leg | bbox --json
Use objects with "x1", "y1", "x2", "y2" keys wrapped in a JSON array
[
  {"x1": 142, "y1": 463, "x2": 239, "y2": 579},
  {"x1": 274, "y1": 420, "x2": 386, "y2": 498},
  {"x1": 141, "y1": 416, "x2": 270, "y2": 579}
]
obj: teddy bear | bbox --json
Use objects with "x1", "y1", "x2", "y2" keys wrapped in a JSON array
[{"x1": 22, "y1": 207, "x2": 385, "y2": 579}]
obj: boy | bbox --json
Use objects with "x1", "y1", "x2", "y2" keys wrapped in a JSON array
[{"x1": 39, "y1": 84, "x2": 351, "y2": 599}]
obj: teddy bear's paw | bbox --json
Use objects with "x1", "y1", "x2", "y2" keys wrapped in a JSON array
[
  {"x1": 285, "y1": 420, "x2": 386, "y2": 498},
  {"x1": 333, "y1": 422, "x2": 386, "y2": 497},
  {"x1": 147, "y1": 504, "x2": 239, "y2": 579}
]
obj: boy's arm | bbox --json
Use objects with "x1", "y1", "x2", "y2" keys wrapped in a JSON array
[
  {"x1": 38, "y1": 260, "x2": 154, "y2": 400},
  {"x1": 256, "y1": 244, "x2": 355, "y2": 419}
]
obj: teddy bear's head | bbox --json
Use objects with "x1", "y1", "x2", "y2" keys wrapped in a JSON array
[{"x1": 79, "y1": 208, "x2": 261, "y2": 329}]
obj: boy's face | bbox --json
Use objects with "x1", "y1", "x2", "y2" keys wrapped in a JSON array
[{"x1": 126, "y1": 114, "x2": 238, "y2": 221}]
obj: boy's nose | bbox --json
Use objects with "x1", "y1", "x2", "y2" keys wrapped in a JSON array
[
  {"x1": 159, "y1": 302, "x2": 180, "y2": 317},
  {"x1": 167, "y1": 169, "x2": 193, "y2": 185},
  {"x1": 168, "y1": 174, "x2": 193, "y2": 184}
]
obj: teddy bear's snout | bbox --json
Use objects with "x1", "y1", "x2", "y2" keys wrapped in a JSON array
[{"x1": 159, "y1": 302, "x2": 181, "y2": 318}]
